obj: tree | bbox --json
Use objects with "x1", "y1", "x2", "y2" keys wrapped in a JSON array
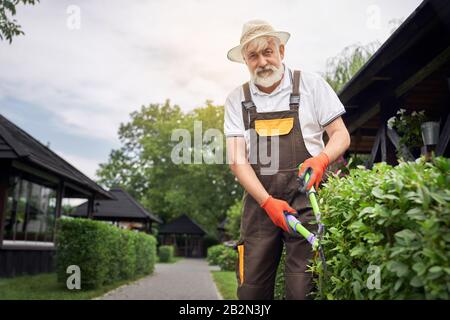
[
  {"x1": 0, "y1": 0, "x2": 39, "y2": 43},
  {"x1": 224, "y1": 199, "x2": 243, "y2": 240},
  {"x1": 96, "y1": 100, "x2": 243, "y2": 235},
  {"x1": 320, "y1": 42, "x2": 380, "y2": 175},
  {"x1": 322, "y1": 42, "x2": 379, "y2": 93}
]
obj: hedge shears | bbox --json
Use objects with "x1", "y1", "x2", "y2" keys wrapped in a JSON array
[{"x1": 283, "y1": 166, "x2": 327, "y2": 291}]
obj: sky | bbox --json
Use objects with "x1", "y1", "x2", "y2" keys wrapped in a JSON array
[{"x1": 0, "y1": 0, "x2": 423, "y2": 181}]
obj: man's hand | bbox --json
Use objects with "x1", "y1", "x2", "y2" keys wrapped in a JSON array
[
  {"x1": 260, "y1": 196, "x2": 296, "y2": 232},
  {"x1": 298, "y1": 152, "x2": 330, "y2": 191}
]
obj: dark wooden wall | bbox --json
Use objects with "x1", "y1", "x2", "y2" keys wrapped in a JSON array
[
  {"x1": 159, "y1": 234, "x2": 205, "y2": 258},
  {"x1": 0, "y1": 248, "x2": 55, "y2": 277}
]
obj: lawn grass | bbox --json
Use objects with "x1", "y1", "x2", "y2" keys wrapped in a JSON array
[
  {"x1": 0, "y1": 272, "x2": 148, "y2": 300},
  {"x1": 211, "y1": 271, "x2": 237, "y2": 300}
]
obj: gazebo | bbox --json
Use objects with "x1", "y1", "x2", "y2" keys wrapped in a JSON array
[
  {"x1": 71, "y1": 187, "x2": 162, "y2": 233},
  {"x1": 158, "y1": 214, "x2": 207, "y2": 257}
]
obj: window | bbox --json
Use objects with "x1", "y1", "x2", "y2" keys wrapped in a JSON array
[{"x1": 4, "y1": 177, "x2": 57, "y2": 242}]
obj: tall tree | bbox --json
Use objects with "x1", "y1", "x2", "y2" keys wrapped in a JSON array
[
  {"x1": 97, "y1": 100, "x2": 242, "y2": 235},
  {"x1": 322, "y1": 42, "x2": 379, "y2": 92},
  {"x1": 0, "y1": 0, "x2": 39, "y2": 43}
]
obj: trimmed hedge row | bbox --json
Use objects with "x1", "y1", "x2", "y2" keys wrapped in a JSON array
[
  {"x1": 56, "y1": 218, "x2": 157, "y2": 289},
  {"x1": 315, "y1": 156, "x2": 450, "y2": 299},
  {"x1": 158, "y1": 245, "x2": 174, "y2": 262}
]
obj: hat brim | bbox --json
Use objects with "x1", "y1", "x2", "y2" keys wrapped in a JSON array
[{"x1": 227, "y1": 31, "x2": 290, "y2": 63}]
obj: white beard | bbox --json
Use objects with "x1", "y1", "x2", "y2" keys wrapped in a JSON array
[{"x1": 252, "y1": 64, "x2": 284, "y2": 88}]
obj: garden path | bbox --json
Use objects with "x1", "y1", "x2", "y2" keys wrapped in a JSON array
[{"x1": 98, "y1": 258, "x2": 222, "y2": 300}]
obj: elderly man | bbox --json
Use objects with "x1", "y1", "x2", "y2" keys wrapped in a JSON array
[{"x1": 224, "y1": 20, "x2": 351, "y2": 300}]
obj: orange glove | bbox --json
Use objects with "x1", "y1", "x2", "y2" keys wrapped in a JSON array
[
  {"x1": 298, "y1": 152, "x2": 330, "y2": 191},
  {"x1": 261, "y1": 196, "x2": 296, "y2": 232}
]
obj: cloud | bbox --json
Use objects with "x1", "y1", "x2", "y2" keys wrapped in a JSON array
[{"x1": 54, "y1": 148, "x2": 102, "y2": 181}]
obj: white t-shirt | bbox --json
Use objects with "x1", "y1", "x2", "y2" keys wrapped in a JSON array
[{"x1": 223, "y1": 65, "x2": 346, "y2": 157}]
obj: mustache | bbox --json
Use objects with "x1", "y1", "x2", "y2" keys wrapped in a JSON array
[{"x1": 255, "y1": 65, "x2": 279, "y2": 77}]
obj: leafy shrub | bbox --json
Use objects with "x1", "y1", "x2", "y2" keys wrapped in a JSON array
[
  {"x1": 217, "y1": 246, "x2": 238, "y2": 271},
  {"x1": 136, "y1": 232, "x2": 157, "y2": 274},
  {"x1": 207, "y1": 244, "x2": 227, "y2": 266},
  {"x1": 314, "y1": 156, "x2": 450, "y2": 299},
  {"x1": 207, "y1": 243, "x2": 238, "y2": 271},
  {"x1": 105, "y1": 227, "x2": 123, "y2": 283},
  {"x1": 387, "y1": 109, "x2": 428, "y2": 158},
  {"x1": 56, "y1": 218, "x2": 110, "y2": 288},
  {"x1": 328, "y1": 154, "x2": 369, "y2": 178},
  {"x1": 274, "y1": 248, "x2": 286, "y2": 300},
  {"x1": 225, "y1": 200, "x2": 243, "y2": 240},
  {"x1": 117, "y1": 230, "x2": 137, "y2": 279},
  {"x1": 56, "y1": 218, "x2": 156, "y2": 289},
  {"x1": 158, "y1": 245, "x2": 174, "y2": 263}
]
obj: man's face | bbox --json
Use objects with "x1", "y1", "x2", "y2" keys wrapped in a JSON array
[{"x1": 243, "y1": 37, "x2": 285, "y2": 87}]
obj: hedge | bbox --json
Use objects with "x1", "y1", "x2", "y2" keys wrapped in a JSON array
[
  {"x1": 207, "y1": 244, "x2": 227, "y2": 265},
  {"x1": 56, "y1": 218, "x2": 156, "y2": 289},
  {"x1": 274, "y1": 248, "x2": 286, "y2": 300},
  {"x1": 217, "y1": 246, "x2": 238, "y2": 271},
  {"x1": 207, "y1": 244, "x2": 237, "y2": 271},
  {"x1": 158, "y1": 245, "x2": 175, "y2": 262},
  {"x1": 314, "y1": 156, "x2": 450, "y2": 299}
]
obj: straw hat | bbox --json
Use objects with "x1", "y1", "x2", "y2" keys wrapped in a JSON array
[{"x1": 227, "y1": 19, "x2": 290, "y2": 63}]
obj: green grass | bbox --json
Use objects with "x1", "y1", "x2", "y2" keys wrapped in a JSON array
[
  {"x1": 211, "y1": 271, "x2": 237, "y2": 300},
  {"x1": 0, "y1": 272, "x2": 148, "y2": 300}
]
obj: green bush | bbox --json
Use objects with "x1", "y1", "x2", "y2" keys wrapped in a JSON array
[
  {"x1": 206, "y1": 244, "x2": 238, "y2": 271},
  {"x1": 104, "y1": 227, "x2": 122, "y2": 283},
  {"x1": 158, "y1": 245, "x2": 174, "y2": 263},
  {"x1": 225, "y1": 200, "x2": 243, "y2": 240},
  {"x1": 117, "y1": 230, "x2": 137, "y2": 279},
  {"x1": 313, "y1": 156, "x2": 450, "y2": 299},
  {"x1": 56, "y1": 218, "x2": 157, "y2": 289},
  {"x1": 217, "y1": 246, "x2": 238, "y2": 271},
  {"x1": 136, "y1": 232, "x2": 157, "y2": 274},
  {"x1": 207, "y1": 244, "x2": 227, "y2": 266},
  {"x1": 274, "y1": 248, "x2": 286, "y2": 300}
]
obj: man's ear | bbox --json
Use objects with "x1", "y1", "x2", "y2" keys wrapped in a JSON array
[{"x1": 279, "y1": 44, "x2": 285, "y2": 60}]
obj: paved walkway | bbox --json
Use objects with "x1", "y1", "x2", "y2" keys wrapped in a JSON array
[{"x1": 99, "y1": 258, "x2": 222, "y2": 300}]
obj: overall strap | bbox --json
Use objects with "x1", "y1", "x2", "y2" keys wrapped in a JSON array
[
  {"x1": 289, "y1": 70, "x2": 301, "y2": 110},
  {"x1": 241, "y1": 82, "x2": 256, "y2": 130}
]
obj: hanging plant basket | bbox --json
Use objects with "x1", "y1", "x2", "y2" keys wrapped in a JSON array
[
  {"x1": 421, "y1": 121, "x2": 440, "y2": 146},
  {"x1": 387, "y1": 109, "x2": 429, "y2": 160}
]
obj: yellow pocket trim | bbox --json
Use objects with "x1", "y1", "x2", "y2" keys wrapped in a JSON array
[
  {"x1": 237, "y1": 244, "x2": 244, "y2": 285},
  {"x1": 254, "y1": 118, "x2": 294, "y2": 136}
]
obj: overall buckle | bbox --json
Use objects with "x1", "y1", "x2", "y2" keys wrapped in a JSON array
[
  {"x1": 289, "y1": 95, "x2": 300, "y2": 106},
  {"x1": 241, "y1": 101, "x2": 255, "y2": 110}
]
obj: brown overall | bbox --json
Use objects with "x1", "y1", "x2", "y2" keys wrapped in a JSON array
[{"x1": 235, "y1": 70, "x2": 317, "y2": 300}]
